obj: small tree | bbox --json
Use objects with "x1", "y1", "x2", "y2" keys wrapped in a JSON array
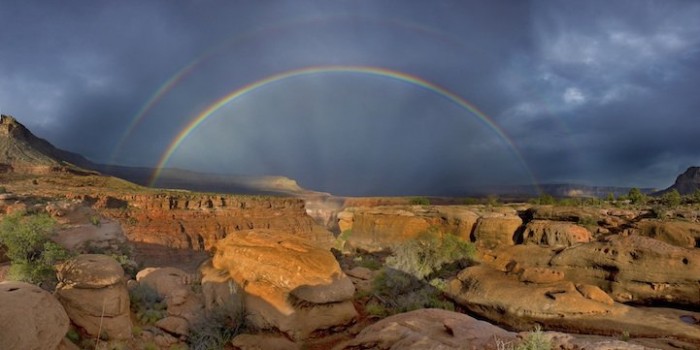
[
  {"x1": 0, "y1": 212, "x2": 70, "y2": 285},
  {"x1": 628, "y1": 188, "x2": 647, "y2": 205},
  {"x1": 409, "y1": 197, "x2": 430, "y2": 205},
  {"x1": 692, "y1": 189, "x2": 700, "y2": 204},
  {"x1": 606, "y1": 192, "x2": 615, "y2": 203},
  {"x1": 661, "y1": 189, "x2": 682, "y2": 207}
]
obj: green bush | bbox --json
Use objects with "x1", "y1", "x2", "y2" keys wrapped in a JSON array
[
  {"x1": 386, "y1": 229, "x2": 475, "y2": 280},
  {"x1": 530, "y1": 194, "x2": 556, "y2": 205},
  {"x1": 0, "y1": 212, "x2": 71, "y2": 286},
  {"x1": 628, "y1": 188, "x2": 647, "y2": 206},
  {"x1": 516, "y1": 326, "x2": 551, "y2": 350},
  {"x1": 188, "y1": 305, "x2": 247, "y2": 350},
  {"x1": 409, "y1": 196, "x2": 430, "y2": 205},
  {"x1": 0, "y1": 186, "x2": 6, "y2": 194},
  {"x1": 369, "y1": 268, "x2": 454, "y2": 316},
  {"x1": 129, "y1": 283, "x2": 166, "y2": 325},
  {"x1": 661, "y1": 189, "x2": 682, "y2": 207}
]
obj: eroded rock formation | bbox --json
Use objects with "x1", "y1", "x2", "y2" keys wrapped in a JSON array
[
  {"x1": 207, "y1": 229, "x2": 357, "y2": 339},
  {"x1": 55, "y1": 254, "x2": 132, "y2": 340}
]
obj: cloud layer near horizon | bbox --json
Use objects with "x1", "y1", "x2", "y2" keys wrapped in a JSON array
[{"x1": 1, "y1": 1, "x2": 699, "y2": 195}]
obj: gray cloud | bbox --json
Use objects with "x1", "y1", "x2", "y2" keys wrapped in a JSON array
[{"x1": 1, "y1": 0, "x2": 699, "y2": 195}]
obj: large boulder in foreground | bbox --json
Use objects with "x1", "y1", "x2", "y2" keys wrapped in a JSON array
[
  {"x1": 550, "y1": 234, "x2": 700, "y2": 306},
  {"x1": 446, "y1": 265, "x2": 700, "y2": 343},
  {"x1": 209, "y1": 229, "x2": 357, "y2": 340},
  {"x1": 55, "y1": 254, "x2": 131, "y2": 340},
  {"x1": 0, "y1": 281, "x2": 70, "y2": 350},
  {"x1": 333, "y1": 308, "x2": 517, "y2": 350}
]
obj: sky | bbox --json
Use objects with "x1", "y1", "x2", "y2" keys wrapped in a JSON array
[{"x1": 1, "y1": 0, "x2": 699, "y2": 196}]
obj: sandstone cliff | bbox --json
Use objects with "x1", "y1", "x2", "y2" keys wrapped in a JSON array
[{"x1": 74, "y1": 192, "x2": 334, "y2": 252}]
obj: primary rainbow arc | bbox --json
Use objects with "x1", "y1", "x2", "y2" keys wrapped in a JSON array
[{"x1": 150, "y1": 65, "x2": 538, "y2": 190}]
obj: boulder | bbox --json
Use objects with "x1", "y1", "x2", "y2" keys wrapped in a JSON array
[
  {"x1": 446, "y1": 265, "x2": 700, "y2": 342},
  {"x1": 633, "y1": 220, "x2": 700, "y2": 248},
  {"x1": 518, "y1": 267, "x2": 565, "y2": 284},
  {"x1": 521, "y1": 220, "x2": 592, "y2": 247},
  {"x1": 210, "y1": 229, "x2": 357, "y2": 339},
  {"x1": 550, "y1": 234, "x2": 700, "y2": 306},
  {"x1": 473, "y1": 214, "x2": 522, "y2": 248},
  {"x1": 336, "y1": 206, "x2": 479, "y2": 251},
  {"x1": 0, "y1": 281, "x2": 70, "y2": 350},
  {"x1": 334, "y1": 308, "x2": 517, "y2": 350},
  {"x1": 231, "y1": 334, "x2": 300, "y2": 350},
  {"x1": 57, "y1": 254, "x2": 124, "y2": 288},
  {"x1": 55, "y1": 254, "x2": 132, "y2": 340},
  {"x1": 136, "y1": 267, "x2": 204, "y2": 332}
]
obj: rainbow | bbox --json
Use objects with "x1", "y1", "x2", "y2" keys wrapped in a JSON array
[
  {"x1": 149, "y1": 65, "x2": 539, "y2": 190},
  {"x1": 110, "y1": 15, "x2": 472, "y2": 163}
]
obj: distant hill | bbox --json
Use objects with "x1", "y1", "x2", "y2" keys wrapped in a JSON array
[
  {"x1": 657, "y1": 166, "x2": 700, "y2": 195},
  {"x1": 0, "y1": 114, "x2": 321, "y2": 196},
  {"x1": 0, "y1": 114, "x2": 96, "y2": 174},
  {"x1": 464, "y1": 183, "x2": 656, "y2": 198}
]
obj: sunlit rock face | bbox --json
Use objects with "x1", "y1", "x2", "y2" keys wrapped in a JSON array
[
  {"x1": 445, "y1": 265, "x2": 700, "y2": 343},
  {"x1": 337, "y1": 205, "x2": 480, "y2": 251},
  {"x1": 334, "y1": 308, "x2": 517, "y2": 350},
  {"x1": 550, "y1": 234, "x2": 700, "y2": 306},
  {"x1": 0, "y1": 281, "x2": 70, "y2": 350},
  {"x1": 76, "y1": 193, "x2": 335, "y2": 251},
  {"x1": 207, "y1": 229, "x2": 357, "y2": 340}
]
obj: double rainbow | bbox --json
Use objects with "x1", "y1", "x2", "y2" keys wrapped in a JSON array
[{"x1": 148, "y1": 65, "x2": 538, "y2": 189}]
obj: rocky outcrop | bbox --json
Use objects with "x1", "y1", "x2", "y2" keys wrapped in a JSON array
[
  {"x1": 633, "y1": 220, "x2": 700, "y2": 248},
  {"x1": 90, "y1": 193, "x2": 334, "y2": 251},
  {"x1": 136, "y1": 266, "x2": 204, "y2": 335},
  {"x1": 446, "y1": 265, "x2": 700, "y2": 342},
  {"x1": 337, "y1": 206, "x2": 479, "y2": 251},
  {"x1": 660, "y1": 166, "x2": 700, "y2": 195},
  {"x1": 473, "y1": 214, "x2": 523, "y2": 249},
  {"x1": 334, "y1": 308, "x2": 517, "y2": 350},
  {"x1": 208, "y1": 230, "x2": 357, "y2": 339},
  {"x1": 550, "y1": 235, "x2": 700, "y2": 306},
  {"x1": 0, "y1": 281, "x2": 70, "y2": 350},
  {"x1": 55, "y1": 254, "x2": 132, "y2": 340},
  {"x1": 521, "y1": 220, "x2": 592, "y2": 247}
]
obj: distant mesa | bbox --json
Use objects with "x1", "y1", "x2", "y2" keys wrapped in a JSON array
[{"x1": 659, "y1": 166, "x2": 700, "y2": 195}]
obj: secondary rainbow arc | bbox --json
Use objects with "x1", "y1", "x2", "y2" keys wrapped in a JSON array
[{"x1": 150, "y1": 65, "x2": 539, "y2": 191}]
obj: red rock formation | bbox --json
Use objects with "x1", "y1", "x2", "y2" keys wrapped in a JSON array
[{"x1": 68, "y1": 193, "x2": 333, "y2": 251}]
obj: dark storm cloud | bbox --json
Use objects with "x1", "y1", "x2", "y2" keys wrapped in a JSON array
[{"x1": 1, "y1": 0, "x2": 699, "y2": 194}]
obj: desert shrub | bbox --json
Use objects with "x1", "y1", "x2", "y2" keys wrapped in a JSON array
[
  {"x1": 66, "y1": 328, "x2": 81, "y2": 343},
  {"x1": 89, "y1": 215, "x2": 101, "y2": 226},
  {"x1": 577, "y1": 216, "x2": 598, "y2": 227},
  {"x1": 80, "y1": 240, "x2": 139, "y2": 278},
  {"x1": 487, "y1": 195, "x2": 500, "y2": 207},
  {"x1": 692, "y1": 189, "x2": 700, "y2": 204},
  {"x1": 188, "y1": 304, "x2": 247, "y2": 350},
  {"x1": 517, "y1": 326, "x2": 551, "y2": 350},
  {"x1": 0, "y1": 186, "x2": 6, "y2": 194},
  {"x1": 386, "y1": 229, "x2": 475, "y2": 280},
  {"x1": 530, "y1": 194, "x2": 556, "y2": 205},
  {"x1": 357, "y1": 255, "x2": 382, "y2": 271},
  {"x1": 409, "y1": 196, "x2": 430, "y2": 205},
  {"x1": 369, "y1": 268, "x2": 455, "y2": 316},
  {"x1": 0, "y1": 212, "x2": 71, "y2": 286},
  {"x1": 661, "y1": 189, "x2": 682, "y2": 207},
  {"x1": 462, "y1": 197, "x2": 480, "y2": 205},
  {"x1": 628, "y1": 188, "x2": 647, "y2": 206},
  {"x1": 129, "y1": 283, "x2": 166, "y2": 325}
]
